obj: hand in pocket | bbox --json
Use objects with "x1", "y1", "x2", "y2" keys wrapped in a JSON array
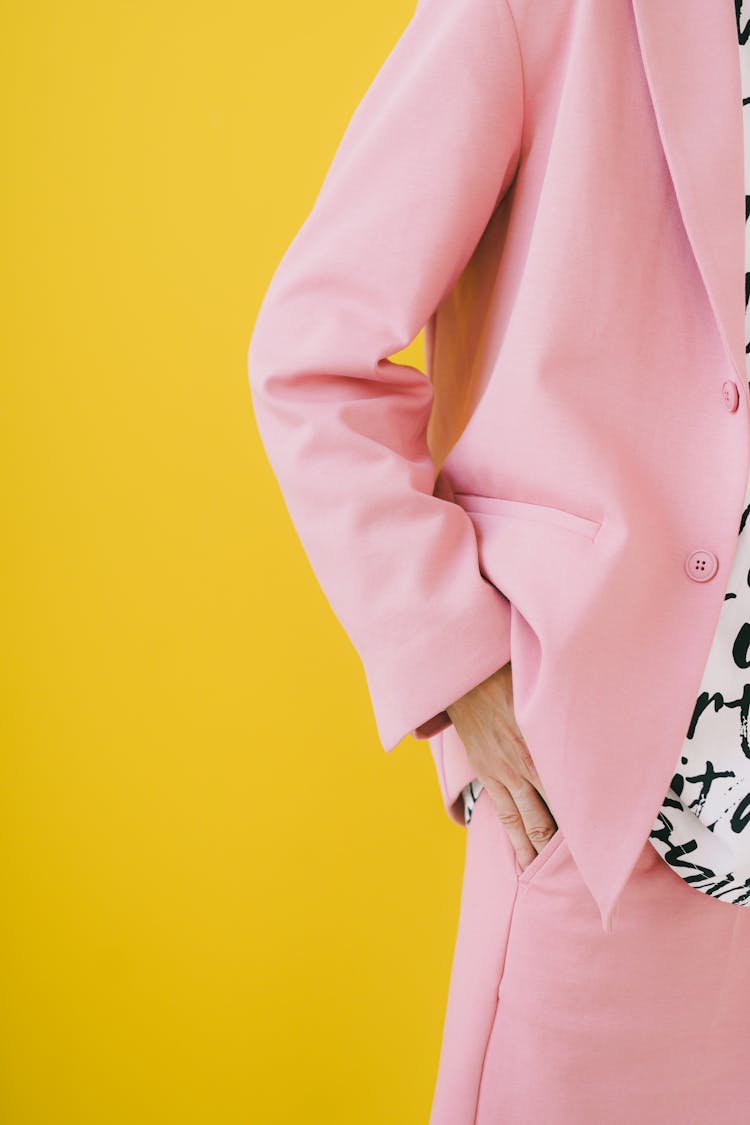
[{"x1": 447, "y1": 661, "x2": 558, "y2": 871}]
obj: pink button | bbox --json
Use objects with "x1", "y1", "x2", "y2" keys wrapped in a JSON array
[
  {"x1": 722, "y1": 380, "x2": 740, "y2": 412},
  {"x1": 684, "y1": 550, "x2": 719, "y2": 582}
]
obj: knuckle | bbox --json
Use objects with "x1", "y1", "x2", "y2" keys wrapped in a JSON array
[
  {"x1": 527, "y1": 824, "x2": 556, "y2": 846},
  {"x1": 495, "y1": 808, "x2": 522, "y2": 830}
]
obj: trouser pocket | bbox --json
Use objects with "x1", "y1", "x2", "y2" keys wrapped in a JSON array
[
  {"x1": 514, "y1": 824, "x2": 565, "y2": 887},
  {"x1": 469, "y1": 787, "x2": 566, "y2": 889}
]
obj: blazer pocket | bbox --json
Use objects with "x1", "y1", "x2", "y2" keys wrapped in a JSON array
[{"x1": 452, "y1": 491, "x2": 601, "y2": 541}]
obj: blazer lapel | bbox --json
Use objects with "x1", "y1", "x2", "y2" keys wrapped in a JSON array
[{"x1": 631, "y1": 0, "x2": 747, "y2": 399}]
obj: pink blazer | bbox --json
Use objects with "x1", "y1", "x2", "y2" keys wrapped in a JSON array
[{"x1": 247, "y1": 0, "x2": 749, "y2": 933}]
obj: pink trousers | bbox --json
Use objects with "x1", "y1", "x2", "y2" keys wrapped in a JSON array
[{"x1": 430, "y1": 788, "x2": 750, "y2": 1124}]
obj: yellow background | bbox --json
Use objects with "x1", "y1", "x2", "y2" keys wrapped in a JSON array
[{"x1": 3, "y1": 2, "x2": 468, "y2": 1121}]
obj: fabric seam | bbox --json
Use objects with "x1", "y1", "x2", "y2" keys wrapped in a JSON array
[
  {"x1": 499, "y1": 0, "x2": 527, "y2": 165},
  {"x1": 471, "y1": 874, "x2": 521, "y2": 1124}
]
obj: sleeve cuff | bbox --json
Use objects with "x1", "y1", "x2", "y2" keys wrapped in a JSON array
[{"x1": 365, "y1": 585, "x2": 513, "y2": 754}]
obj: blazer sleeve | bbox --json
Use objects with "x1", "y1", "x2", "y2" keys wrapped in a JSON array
[{"x1": 247, "y1": 0, "x2": 524, "y2": 753}]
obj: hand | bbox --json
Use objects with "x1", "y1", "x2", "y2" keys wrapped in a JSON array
[{"x1": 446, "y1": 661, "x2": 558, "y2": 870}]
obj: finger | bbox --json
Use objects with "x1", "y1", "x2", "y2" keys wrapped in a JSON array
[
  {"x1": 508, "y1": 775, "x2": 558, "y2": 857},
  {"x1": 481, "y1": 778, "x2": 539, "y2": 871},
  {"x1": 510, "y1": 733, "x2": 556, "y2": 817},
  {"x1": 512, "y1": 731, "x2": 539, "y2": 780}
]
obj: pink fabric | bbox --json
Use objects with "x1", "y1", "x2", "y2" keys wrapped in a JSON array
[
  {"x1": 430, "y1": 788, "x2": 750, "y2": 1123},
  {"x1": 247, "y1": 0, "x2": 750, "y2": 931},
  {"x1": 430, "y1": 727, "x2": 481, "y2": 828}
]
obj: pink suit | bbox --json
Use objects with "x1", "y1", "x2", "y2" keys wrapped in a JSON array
[{"x1": 247, "y1": 0, "x2": 750, "y2": 1116}]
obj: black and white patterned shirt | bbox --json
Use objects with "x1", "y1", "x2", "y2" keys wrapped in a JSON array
[{"x1": 463, "y1": 3, "x2": 750, "y2": 906}]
